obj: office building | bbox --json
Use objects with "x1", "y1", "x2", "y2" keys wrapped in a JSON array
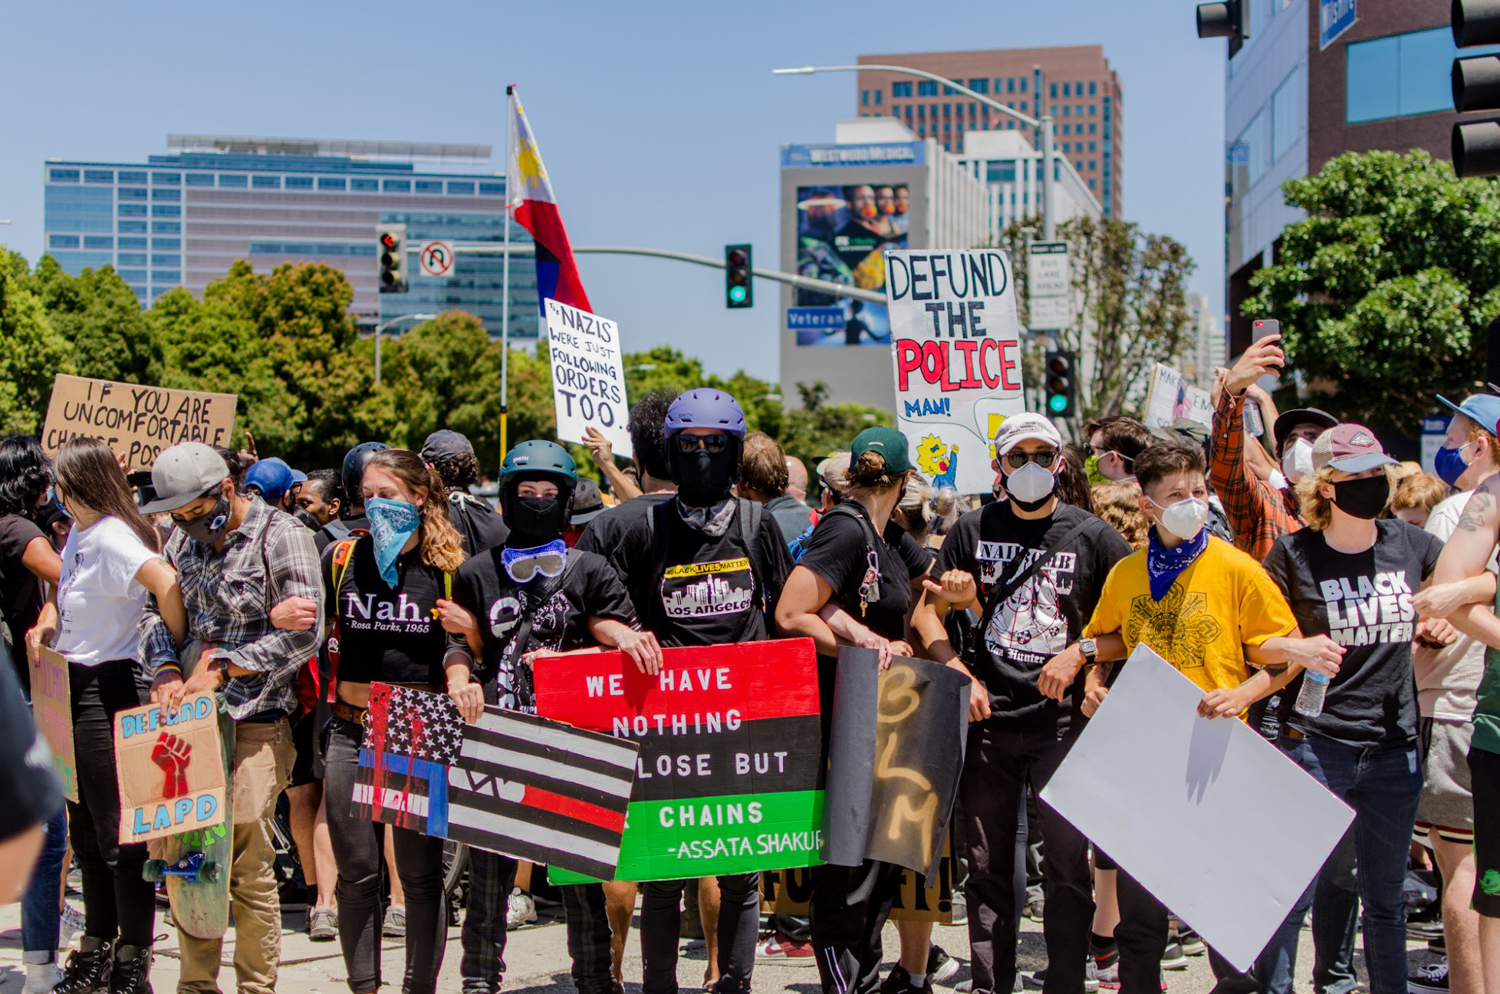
[
  {"x1": 1223, "y1": 0, "x2": 1457, "y2": 354},
  {"x1": 1181, "y1": 293, "x2": 1226, "y2": 388},
  {"x1": 957, "y1": 129, "x2": 1103, "y2": 240},
  {"x1": 856, "y1": 46, "x2": 1123, "y2": 220},
  {"x1": 42, "y1": 134, "x2": 538, "y2": 337}
]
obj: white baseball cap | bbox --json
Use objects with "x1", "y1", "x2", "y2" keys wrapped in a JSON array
[{"x1": 992, "y1": 413, "x2": 1063, "y2": 456}]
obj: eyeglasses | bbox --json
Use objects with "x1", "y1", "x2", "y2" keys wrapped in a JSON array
[
  {"x1": 676, "y1": 434, "x2": 731, "y2": 455},
  {"x1": 1004, "y1": 450, "x2": 1058, "y2": 469}
]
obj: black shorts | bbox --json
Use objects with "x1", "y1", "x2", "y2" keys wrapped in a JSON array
[
  {"x1": 1467, "y1": 745, "x2": 1500, "y2": 918},
  {"x1": 289, "y1": 711, "x2": 319, "y2": 788},
  {"x1": 1093, "y1": 844, "x2": 1116, "y2": 872}
]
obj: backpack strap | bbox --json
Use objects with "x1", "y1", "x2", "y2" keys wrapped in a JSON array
[
  {"x1": 331, "y1": 538, "x2": 357, "y2": 595},
  {"x1": 967, "y1": 514, "x2": 1096, "y2": 663}
]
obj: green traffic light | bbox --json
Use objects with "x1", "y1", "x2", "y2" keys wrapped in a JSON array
[
  {"x1": 1048, "y1": 394, "x2": 1068, "y2": 413},
  {"x1": 729, "y1": 286, "x2": 747, "y2": 303}
]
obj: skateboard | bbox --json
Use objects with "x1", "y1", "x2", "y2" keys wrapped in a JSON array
[{"x1": 142, "y1": 641, "x2": 235, "y2": 940}]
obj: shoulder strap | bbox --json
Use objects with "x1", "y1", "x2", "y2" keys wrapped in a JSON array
[
  {"x1": 331, "y1": 538, "x2": 357, "y2": 595},
  {"x1": 969, "y1": 514, "x2": 1096, "y2": 661},
  {"x1": 736, "y1": 497, "x2": 770, "y2": 612},
  {"x1": 647, "y1": 499, "x2": 673, "y2": 573},
  {"x1": 503, "y1": 554, "x2": 581, "y2": 670}
]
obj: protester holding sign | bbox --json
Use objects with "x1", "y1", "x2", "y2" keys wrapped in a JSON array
[
  {"x1": 439, "y1": 440, "x2": 658, "y2": 994},
  {"x1": 913, "y1": 413, "x2": 1131, "y2": 994},
  {"x1": 317, "y1": 448, "x2": 469, "y2": 994},
  {"x1": 28, "y1": 437, "x2": 187, "y2": 994}
]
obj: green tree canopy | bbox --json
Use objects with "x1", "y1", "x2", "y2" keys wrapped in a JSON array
[
  {"x1": 26, "y1": 257, "x2": 161, "y2": 384},
  {"x1": 0, "y1": 249, "x2": 74, "y2": 434}
]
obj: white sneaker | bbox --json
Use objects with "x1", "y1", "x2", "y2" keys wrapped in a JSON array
[
  {"x1": 24, "y1": 962, "x2": 61, "y2": 993},
  {"x1": 506, "y1": 888, "x2": 537, "y2": 928},
  {"x1": 59, "y1": 903, "x2": 85, "y2": 947}
]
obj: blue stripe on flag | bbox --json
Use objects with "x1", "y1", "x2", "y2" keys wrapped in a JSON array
[
  {"x1": 357, "y1": 749, "x2": 447, "y2": 783},
  {"x1": 427, "y1": 768, "x2": 448, "y2": 836}
]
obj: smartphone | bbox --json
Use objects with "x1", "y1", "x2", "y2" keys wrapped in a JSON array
[{"x1": 1252, "y1": 318, "x2": 1280, "y2": 341}]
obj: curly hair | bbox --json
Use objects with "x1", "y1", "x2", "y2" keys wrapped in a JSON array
[
  {"x1": 628, "y1": 391, "x2": 677, "y2": 482},
  {"x1": 1092, "y1": 481, "x2": 1150, "y2": 551},
  {"x1": 364, "y1": 449, "x2": 466, "y2": 573},
  {"x1": 0, "y1": 435, "x2": 52, "y2": 519},
  {"x1": 429, "y1": 450, "x2": 481, "y2": 491}
]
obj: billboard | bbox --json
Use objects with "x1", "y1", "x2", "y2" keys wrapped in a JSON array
[{"x1": 793, "y1": 182, "x2": 909, "y2": 347}]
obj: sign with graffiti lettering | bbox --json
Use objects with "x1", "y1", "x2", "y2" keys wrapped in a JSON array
[
  {"x1": 114, "y1": 693, "x2": 227, "y2": 844},
  {"x1": 886, "y1": 249, "x2": 1025, "y2": 495},
  {"x1": 535, "y1": 639, "x2": 825, "y2": 882},
  {"x1": 823, "y1": 648, "x2": 968, "y2": 878},
  {"x1": 762, "y1": 842, "x2": 957, "y2": 923},
  {"x1": 42, "y1": 374, "x2": 237, "y2": 472},
  {"x1": 30, "y1": 647, "x2": 78, "y2": 802}
]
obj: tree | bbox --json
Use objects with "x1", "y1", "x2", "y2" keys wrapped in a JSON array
[
  {"x1": 1005, "y1": 216, "x2": 1196, "y2": 421},
  {"x1": 0, "y1": 249, "x2": 74, "y2": 434},
  {"x1": 1244, "y1": 150, "x2": 1500, "y2": 434},
  {"x1": 779, "y1": 382, "x2": 893, "y2": 472},
  {"x1": 27, "y1": 257, "x2": 161, "y2": 384}
]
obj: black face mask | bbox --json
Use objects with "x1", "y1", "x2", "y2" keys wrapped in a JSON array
[
  {"x1": 179, "y1": 494, "x2": 232, "y2": 545},
  {"x1": 510, "y1": 495, "x2": 566, "y2": 541},
  {"x1": 676, "y1": 447, "x2": 737, "y2": 508},
  {"x1": 1330, "y1": 476, "x2": 1390, "y2": 521}
]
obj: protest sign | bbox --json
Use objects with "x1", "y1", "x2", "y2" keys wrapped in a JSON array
[
  {"x1": 1040, "y1": 645, "x2": 1355, "y2": 971},
  {"x1": 30, "y1": 647, "x2": 78, "y2": 802},
  {"x1": 823, "y1": 648, "x2": 969, "y2": 879},
  {"x1": 544, "y1": 298, "x2": 633, "y2": 459},
  {"x1": 1143, "y1": 363, "x2": 1213, "y2": 430},
  {"x1": 762, "y1": 843, "x2": 957, "y2": 924},
  {"x1": 42, "y1": 374, "x2": 237, "y2": 472},
  {"x1": 114, "y1": 693, "x2": 228, "y2": 844},
  {"x1": 352, "y1": 684, "x2": 640, "y2": 881},
  {"x1": 885, "y1": 250, "x2": 1025, "y2": 494},
  {"x1": 535, "y1": 639, "x2": 824, "y2": 882}
]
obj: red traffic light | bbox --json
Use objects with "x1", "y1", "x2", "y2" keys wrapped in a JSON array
[
  {"x1": 380, "y1": 232, "x2": 400, "y2": 250},
  {"x1": 727, "y1": 249, "x2": 748, "y2": 267},
  {"x1": 1046, "y1": 355, "x2": 1071, "y2": 375}
]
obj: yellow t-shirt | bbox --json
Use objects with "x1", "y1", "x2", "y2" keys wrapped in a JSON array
[{"x1": 1082, "y1": 536, "x2": 1297, "y2": 693}]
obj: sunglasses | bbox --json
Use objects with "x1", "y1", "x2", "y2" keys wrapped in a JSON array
[
  {"x1": 676, "y1": 434, "x2": 731, "y2": 455},
  {"x1": 502, "y1": 540, "x2": 568, "y2": 583},
  {"x1": 1004, "y1": 450, "x2": 1058, "y2": 469}
]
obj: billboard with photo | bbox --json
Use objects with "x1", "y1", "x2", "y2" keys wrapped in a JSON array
[{"x1": 793, "y1": 182, "x2": 909, "y2": 346}]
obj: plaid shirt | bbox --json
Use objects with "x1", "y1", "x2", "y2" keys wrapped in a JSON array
[
  {"x1": 140, "y1": 498, "x2": 324, "y2": 721},
  {"x1": 1210, "y1": 389, "x2": 1304, "y2": 561}
]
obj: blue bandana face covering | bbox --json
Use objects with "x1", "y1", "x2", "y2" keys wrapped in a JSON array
[
  {"x1": 366, "y1": 497, "x2": 421, "y2": 589},
  {"x1": 503, "y1": 539, "x2": 568, "y2": 583},
  {"x1": 1144, "y1": 525, "x2": 1210, "y2": 601}
]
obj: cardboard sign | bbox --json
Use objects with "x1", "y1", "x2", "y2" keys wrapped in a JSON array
[
  {"x1": 823, "y1": 649, "x2": 969, "y2": 879},
  {"x1": 30, "y1": 647, "x2": 78, "y2": 802},
  {"x1": 114, "y1": 693, "x2": 227, "y2": 844},
  {"x1": 42, "y1": 374, "x2": 237, "y2": 472},
  {"x1": 1143, "y1": 363, "x2": 1213, "y2": 431},
  {"x1": 1040, "y1": 645, "x2": 1355, "y2": 972},
  {"x1": 535, "y1": 639, "x2": 824, "y2": 882},
  {"x1": 761, "y1": 843, "x2": 957, "y2": 924},
  {"x1": 886, "y1": 250, "x2": 1025, "y2": 494},
  {"x1": 544, "y1": 299, "x2": 633, "y2": 459}
]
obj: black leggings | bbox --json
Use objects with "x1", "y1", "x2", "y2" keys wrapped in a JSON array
[{"x1": 69, "y1": 659, "x2": 155, "y2": 946}]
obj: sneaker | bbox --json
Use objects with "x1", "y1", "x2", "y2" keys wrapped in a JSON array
[
  {"x1": 880, "y1": 966, "x2": 933, "y2": 994},
  {"x1": 61, "y1": 903, "x2": 86, "y2": 944},
  {"x1": 1410, "y1": 959, "x2": 1450, "y2": 994},
  {"x1": 1161, "y1": 941, "x2": 1187, "y2": 971},
  {"x1": 1176, "y1": 927, "x2": 1205, "y2": 958},
  {"x1": 506, "y1": 888, "x2": 537, "y2": 929},
  {"x1": 383, "y1": 906, "x2": 406, "y2": 938},
  {"x1": 308, "y1": 907, "x2": 337, "y2": 942},
  {"x1": 24, "y1": 963, "x2": 62, "y2": 994},
  {"x1": 1025, "y1": 962, "x2": 1100, "y2": 994},
  {"x1": 755, "y1": 931, "x2": 816, "y2": 966},
  {"x1": 928, "y1": 946, "x2": 961, "y2": 986},
  {"x1": 954, "y1": 983, "x2": 972, "y2": 994},
  {"x1": 1408, "y1": 919, "x2": 1445, "y2": 942}
]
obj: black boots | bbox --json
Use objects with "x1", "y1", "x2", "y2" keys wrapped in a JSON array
[
  {"x1": 110, "y1": 944, "x2": 153, "y2": 994},
  {"x1": 53, "y1": 936, "x2": 112, "y2": 994}
]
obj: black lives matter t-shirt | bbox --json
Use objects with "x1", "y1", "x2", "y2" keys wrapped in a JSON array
[
  {"x1": 799, "y1": 505, "x2": 921, "y2": 647},
  {"x1": 449, "y1": 545, "x2": 634, "y2": 712},
  {"x1": 575, "y1": 493, "x2": 675, "y2": 557},
  {"x1": 323, "y1": 538, "x2": 450, "y2": 687},
  {"x1": 936, "y1": 500, "x2": 1131, "y2": 730},
  {"x1": 1263, "y1": 519, "x2": 1442, "y2": 747}
]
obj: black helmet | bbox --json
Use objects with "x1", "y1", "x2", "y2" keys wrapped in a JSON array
[
  {"x1": 341, "y1": 441, "x2": 389, "y2": 511},
  {"x1": 500, "y1": 440, "x2": 578, "y2": 534}
]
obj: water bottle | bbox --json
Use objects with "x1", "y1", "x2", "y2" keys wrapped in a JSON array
[
  {"x1": 1243, "y1": 398, "x2": 1265, "y2": 438},
  {"x1": 1295, "y1": 671, "x2": 1329, "y2": 718}
]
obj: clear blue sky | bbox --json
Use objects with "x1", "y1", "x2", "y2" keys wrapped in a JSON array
[{"x1": 0, "y1": 0, "x2": 1227, "y2": 384}]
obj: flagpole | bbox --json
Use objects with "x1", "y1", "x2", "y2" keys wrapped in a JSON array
[{"x1": 500, "y1": 85, "x2": 516, "y2": 472}]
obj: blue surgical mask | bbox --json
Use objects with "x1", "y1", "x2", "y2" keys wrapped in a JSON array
[
  {"x1": 1434, "y1": 443, "x2": 1472, "y2": 488},
  {"x1": 365, "y1": 497, "x2": 421, "y2": 589}
]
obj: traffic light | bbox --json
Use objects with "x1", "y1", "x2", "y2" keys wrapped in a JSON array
[
  {"x1": 1453, "y1": 1, "x2": 1500, "y2": 177},
  {"x1": 725, "y1": 244, "x2": 753, "y2": 308},
  {"x1": 377, "y1": 223, "x2": 408, "y2": 293},
  {"x1": 1195, "y1": 0, "x2": 1250, "y2": 57},
  {"x1": 1044, "y1": 350, "x2": 1077, "y2": 418}
]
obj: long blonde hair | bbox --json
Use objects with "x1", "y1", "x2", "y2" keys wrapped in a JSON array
[{"x1": 365, "y1": 449, "x2": 465, "y2": 573}]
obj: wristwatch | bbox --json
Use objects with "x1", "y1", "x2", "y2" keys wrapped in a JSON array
[{"x1": 1079, "y1": 638, "x2": 1098, "y2": 667}]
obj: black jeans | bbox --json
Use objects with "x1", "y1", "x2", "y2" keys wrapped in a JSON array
[
  {"x1": 959, "y1": 723, "x2": 1093, "y2": 994},
  {"x1": 69, "y1": 659, "x2": 155, "y2": 946},
  {"x1": 642, "y1": 873, "x2": 759, "y2": 994},
  {"x1": 809, "y1": 859, "x2": 905, "y2": 994},
  {"x1": 324, "y1": 720, "x2": 447, "y2": 994}
]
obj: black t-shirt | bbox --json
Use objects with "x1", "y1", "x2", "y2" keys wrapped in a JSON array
[
  {"x1": 798, "y1": 504, "x2": 921, "y2": 647},
  {"x1": 886, "y1": 521, "x2": 937, "y2": 579},
  {"x1": 449, "y1": 544, "x2": 635, "y2": 712},
  {"x1": 446, "y1": 492, "x2": 510, "y2": 555},
  {"x1": 575, "y1": 492, "x2": 675, "y2": 557},
  {"x1": 322, "y1": 537, "x2": 450, "y2": 687},
  {"x1": 316, "y1": 516, "x2": 367, "y2": 555},
  {"x1": 608, "y1": 499, "x2": 793, "y2": 647},
  {"x1": 0, "y1": 641, "x2": 61, "y2": 840},
  {"x1": 936, "y1": 500, "x2": 1132, "y2": 730},
  {"x1": 1262, "y1": 519, "x2": 1443, "y2": 747},
  {"x1": 0, "y1": 514, "x2": 46, "y2": 687}
]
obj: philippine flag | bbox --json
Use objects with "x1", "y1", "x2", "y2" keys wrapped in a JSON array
[{"x1": 509, "y1": 96, "x2": 592, "y2": 315}]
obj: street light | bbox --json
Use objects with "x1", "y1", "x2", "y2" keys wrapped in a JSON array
[
  {"x1": 372, "y1": 313, "x2": 437, "y2": 385},
  {"x1": 773, "y1": 63, "x2": 1058, "y2": 241}
]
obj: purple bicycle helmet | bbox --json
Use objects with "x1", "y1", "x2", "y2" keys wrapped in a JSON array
[{"x1": 664, "y1": 389, "x2": 747, "y2": 438}]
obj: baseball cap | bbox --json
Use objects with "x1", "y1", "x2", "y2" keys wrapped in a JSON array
[
  {"x1": 992, "y1": 413, "x2": 1063, "y2": 456},
  {"x1": 570, "y1": 478, "x2": 606, "y2": 525},
  {"x1": 140, "y1": 442, "x2": 231, "y2": 514},
  {"x1": 1311, "y1": 423, "x2": 1397, "y2": 474},
  {"x1": 243, "y1": 457, "x2": 295, "y2": 503},
  {"x1": 816, "y1": 451, "x2": 852, "y2": 493},
  {"x1": 421, "y1": 429, "x2": 475, "y2": 462},
  {"x1": 1438, "y1": 394, "x2": 1500, "y2": 436},
  {"x1": 1273, "y1": 407, "x2": 1339, "y2": 443},
  {"x1": 850, "y1": 426, "x2": 912, "y2": 474},
  {"x1": 1150, "y1": 417, "x2": 1212, "y2": 445}
]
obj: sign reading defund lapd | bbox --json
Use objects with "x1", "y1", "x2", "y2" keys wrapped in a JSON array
[
  {"x1": 886, "y1": 250, "x2": 1026, "y2": 495},
  {"x1": 535, "y1": 639, "x2": 823, "y2": 882}
]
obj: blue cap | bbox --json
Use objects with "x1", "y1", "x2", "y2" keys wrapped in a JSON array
[
  {"x1": 289, "y1": 468, "x2": 307, "y2": 485},
  {"x1": 1438, "y1": 394, "x2": 1500, "y2": 436},
  {"x1": 244, "y1": 457, "x2": 295, "y2": 502}
]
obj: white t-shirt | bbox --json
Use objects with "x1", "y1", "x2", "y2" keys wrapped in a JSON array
[
  {"x1": 54, "y1": 516, "x2": 161, "y2": 666},
  {"x1": 1417, "y1": 491, "x2": 1499, "y2": 721}
]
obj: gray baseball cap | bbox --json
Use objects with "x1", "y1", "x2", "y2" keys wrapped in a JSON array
[{"x1": 140, "y1": 442, "x2": 231, "y2": 514}]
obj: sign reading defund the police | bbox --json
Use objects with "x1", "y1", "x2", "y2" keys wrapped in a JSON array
[
  {"x1": 886, "y1": 250, "x2": 1025, "y2": 494},
  {"x1": 114, "y1": 694, "x2": 227, "y2": 844},
  {"x1": 535, "y1": 638, "x2": 823, "y2": 882},
  {"x1": 544, "y1": 298, "x2": 634, "y2": 459}
]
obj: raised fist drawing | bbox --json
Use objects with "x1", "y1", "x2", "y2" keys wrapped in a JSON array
[{"x1": 152, "y1": 732, "x2": 191, "y2": 798}]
